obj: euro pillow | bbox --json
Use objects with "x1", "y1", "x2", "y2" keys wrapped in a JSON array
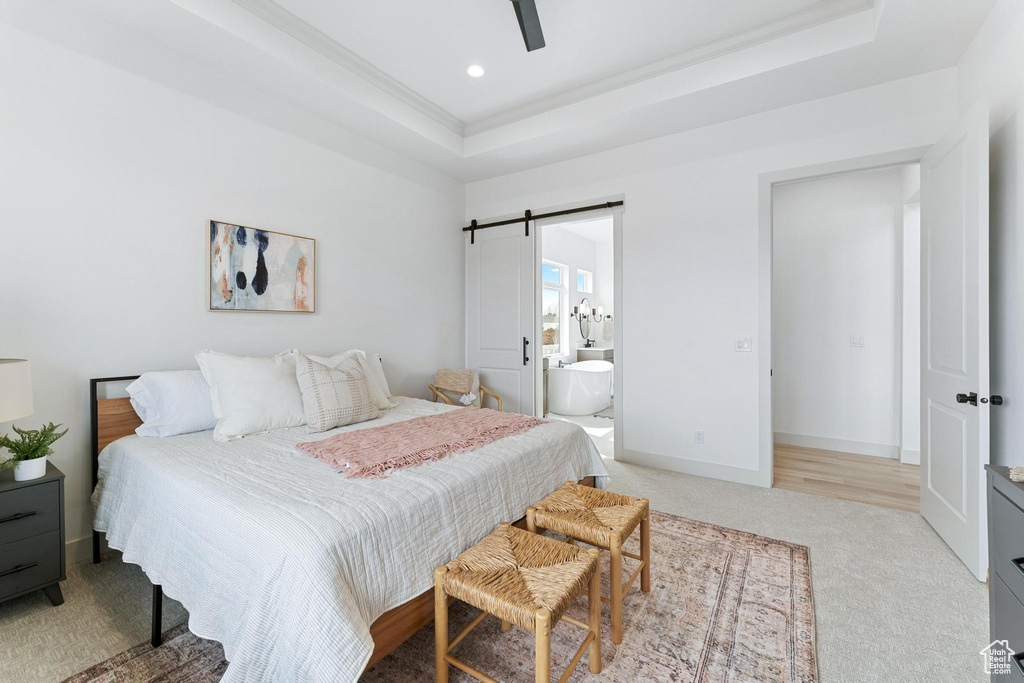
[
  {"x1": 295, "y1": 353, "x2": 381, "y2": 432},
  {"x1": 196, "y1": 349, "x2": 306, "y2": 441},
  {"x1": 127, "y1": 370, "x2": 217, "y2": 437},
  {"x1": 307, "y1": 350, "x2": 393, "y2": 410}
]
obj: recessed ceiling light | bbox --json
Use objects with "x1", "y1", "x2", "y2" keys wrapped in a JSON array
[{"x1": 466, "y1": 64, "x2": 485, "y2": 78}]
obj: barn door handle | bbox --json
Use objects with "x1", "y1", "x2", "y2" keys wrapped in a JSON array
[
  {"x1": 523, "y1": 337, "x2": 530, "y2": 366},
  {"x1": 955, "y1": 392, "x2": 977, "y2": 406}
]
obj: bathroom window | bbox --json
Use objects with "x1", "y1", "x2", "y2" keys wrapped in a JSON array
[
  {"x1": 542, "y1": 261, "x2": 566, "y2": 356},
  {"x1": 577, "y1": 269, "x2": 593, "y2": 294}
]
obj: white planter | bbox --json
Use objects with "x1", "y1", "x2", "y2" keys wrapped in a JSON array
[{"x1": 14, "y1": 456, "x2": 47, "y2": 481}]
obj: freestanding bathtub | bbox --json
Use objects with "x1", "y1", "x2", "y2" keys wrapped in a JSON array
[{"x1": 547, "y1": 360, "x2": 613, "y2": 416}]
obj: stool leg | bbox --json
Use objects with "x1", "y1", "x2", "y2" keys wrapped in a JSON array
[
  {"x1": 535, "y1": 609, "x2": 551, "y2": 683},
  {"x1": 587, "y1": 550, "x2": 602, "y2": 674},
  {"x1": 610, "y1": 531, "x2": 623, "y2": 644},
  {"x1": 641, "y1": 500, "x2": 651, "y2": 593},
  {"x1": 526, "y1": 506, "x2": 537, "y2": 533},
  {"x1": 501, "y1": 619, "x2": 511, "y2": 632},
  {"x1": 434, "y1": 567, "x2": 448, "y2": 683}
]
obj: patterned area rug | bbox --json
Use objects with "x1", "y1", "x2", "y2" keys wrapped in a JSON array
[{"x1": 65, "y1": 512, "x2": 817, "y2": 682}]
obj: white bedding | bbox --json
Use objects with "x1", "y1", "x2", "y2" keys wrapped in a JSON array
[{"x1": 93, "y1": 397, "x2": 608, "y2": 683}]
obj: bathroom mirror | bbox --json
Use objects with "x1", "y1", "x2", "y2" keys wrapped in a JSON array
[{"x1": 578, "y1": 297, "x2": 592, "y2": 340}]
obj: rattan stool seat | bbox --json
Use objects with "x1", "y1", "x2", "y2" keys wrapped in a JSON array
[
  {"x1": 443, "y1": 523, "x2": 595, "y2": 631},
  {"x1": 530, "y1": 482, "x2": 645, "y2": 547}
]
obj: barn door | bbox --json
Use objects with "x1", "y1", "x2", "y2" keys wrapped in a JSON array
[{"x1": 465, "y1": 223, "x2": 536, "y2": 415}]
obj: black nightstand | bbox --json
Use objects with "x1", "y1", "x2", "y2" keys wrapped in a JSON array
[{"x1": 0, "y1": 462, "x2": 65, "y2": 606}]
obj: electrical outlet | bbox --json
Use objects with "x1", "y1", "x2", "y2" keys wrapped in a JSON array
[
  {"x1": 850, "y1": 335, "x2": 866, "y2": 347},
  {"x1": 694, "y1": 430, "x2": 705, "y2": 444}
]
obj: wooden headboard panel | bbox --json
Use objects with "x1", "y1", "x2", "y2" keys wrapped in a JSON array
[{"x1": 90, "y1": 376, "x2": 142, "y2": 491}]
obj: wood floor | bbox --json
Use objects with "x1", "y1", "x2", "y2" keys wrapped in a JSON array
[{"x1": 773, "y1": 444, "x2": 921, "y2": 513}]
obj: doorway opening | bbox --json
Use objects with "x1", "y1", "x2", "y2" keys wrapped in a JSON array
[
  {"x1": 770, "y1": 163, "x2": 922, "y2": 512},
  {"x1": 538, "y1": 215, "x2": 617, "y2": 459}
]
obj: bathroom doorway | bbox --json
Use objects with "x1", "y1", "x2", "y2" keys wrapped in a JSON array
[{"x1": 537, "y1": 214, "x2": 618, "y2": 459}]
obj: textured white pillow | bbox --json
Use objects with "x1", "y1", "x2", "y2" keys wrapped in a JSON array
[
  {"x1": 295, "y1": 354, "x2": 380, "y2": 432},
  {"x1": 307, "y1": 350, "x2": 392, "y2": 410},
  {"x1": 196, "y1": 349, "x2": 306, "y2": 441},
  {"x1": 127, "y1": 371, "x2": 217, "y2": 437}
]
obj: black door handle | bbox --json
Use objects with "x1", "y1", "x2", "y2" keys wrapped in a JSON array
[
  {"x1": 523, "y1": 337, "x2": 530, "y2": 366},
  {"x1": 956, "y1": 392, "x2": 978, "y2": 406},
  {"x1": 991, "y1": 395, "x2": 1004, "y2": 405}
]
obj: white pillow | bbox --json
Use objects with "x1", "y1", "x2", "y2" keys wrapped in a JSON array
[
  {"x1": 196, "y1": 349, "x2": 306, "y2": 441},
  {"x1": 367, "y1": 353, "x2": 392, "y2": 398},
  {"x1": 307, "y1": 350, "x2": 393, "y2": 410},
  {"x1": 127, "y1": 371, "x2": 217, "y2": 437},
  {"x1": 295, "y1": 354, "x2": 380, "y2": 432}
]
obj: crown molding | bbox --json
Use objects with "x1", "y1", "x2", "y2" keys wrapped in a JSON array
[
  {"x1": 228, "y1": 0, "x2": 465, "y2": 136},
  {"x1": 464, "y1": 0, "x2": 874, "y2": 136}
]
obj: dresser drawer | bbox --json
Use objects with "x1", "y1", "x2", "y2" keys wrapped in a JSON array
[
  {"x1": 991, "y1": 573, "x2": 1024, "y2": 681},
  {"x1": 992, "y1": 487, "x2": 1024, "y2": 603},
  {"x1": 0, "y1": 480, "x2": 59, "y2": 546},
  {"x1": 0, "y1": 530, "x2": 61, "y2": 598}
]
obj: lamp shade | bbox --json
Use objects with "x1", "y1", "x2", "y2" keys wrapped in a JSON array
[{"x1": 0, "y1": 359, "x2": 33, "y2": 423}]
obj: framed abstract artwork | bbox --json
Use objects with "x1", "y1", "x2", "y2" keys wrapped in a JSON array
[{"x1": 208, "y1": 220, "x2": 315, "y2": 312}]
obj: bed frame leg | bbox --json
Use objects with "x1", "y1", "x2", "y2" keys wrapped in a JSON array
[
  {"x1": 92, "y1": 530, "x2": 101, "y2": 564},
  {"x1": 151, "y1": 584, "x2": 163, "y2": 647}
]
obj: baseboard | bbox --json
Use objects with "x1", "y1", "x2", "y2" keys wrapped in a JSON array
[
  {"x1": 66, "y1": 535, "x2": 94, "y2": 565},
  {"x1": 900, "y1": 448, "x2": 921, "y2": 465},
  {"x1": 621, "y1": 449, "x2": 765, "y2": 487},
  {"x1": 773, "y1": 432, "x2": 899, "y2": 459}
]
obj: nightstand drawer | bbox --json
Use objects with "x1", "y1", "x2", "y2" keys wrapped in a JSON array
[
  {"x1": 991, "y1": 573, "x2": 1024, "y2": 681},
  {"x1": 0, "y1": 480, "x2": 59, "y2": 546},
  {"x1": 992, "y1": 487, "x2": 1024, "y2": 604},
  {"x1": 0, "y1": 531, "x2": 61, "y2": 598}
]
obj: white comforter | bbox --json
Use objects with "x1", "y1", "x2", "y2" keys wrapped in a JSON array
[{"x1": 93, "y1": 397, "x2": 608, "y2": 683}]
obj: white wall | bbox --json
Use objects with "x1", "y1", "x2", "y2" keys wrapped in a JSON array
[
  {"x1": 594, "y1": 239, "x2": 615, "y2": 343},
  {"x1": 901, "y1": 200, "x2": 922, "y2": 464},
  {"x1": 959, "y1": 0, "x2": 1024, "y2": 468},
  {"x1": 467, "y1": 70, "x2": 957, "y2": 484},
  {"x1": 0, "y1": 24, "x2": 465, "y2": 560},
  {"x1": 771, "y1": 167, "x2": 908, "y2": 459},
  {"x1": 541, "y1": 226, "x2": 597, "y2": 359}
]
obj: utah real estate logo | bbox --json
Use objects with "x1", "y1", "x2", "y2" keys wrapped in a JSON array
[{"x1": 980, "y1": 640, "x2": 1017, "y2": 676}]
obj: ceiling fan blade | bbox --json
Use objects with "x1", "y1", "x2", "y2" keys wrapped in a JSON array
[{"x1": 511, "y1": 0, "x2": 546, "y2": 52}]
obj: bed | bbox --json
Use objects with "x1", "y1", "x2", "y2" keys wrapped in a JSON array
[{"x1": 90, "y1": 380, "x2": 608, "y2": 683}]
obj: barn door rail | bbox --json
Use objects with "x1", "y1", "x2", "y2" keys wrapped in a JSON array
[{"x1": 463, "y1": 201, "x2": 623, "y2": 244}]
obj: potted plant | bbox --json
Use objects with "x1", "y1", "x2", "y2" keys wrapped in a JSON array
[{"x1": 1, "y1": 423, "x2": 68, "y2": 481}]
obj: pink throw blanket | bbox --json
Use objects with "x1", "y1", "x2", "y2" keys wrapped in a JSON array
[{"x1": 297, "y1": 408, "x2": 545, "y2": 478}]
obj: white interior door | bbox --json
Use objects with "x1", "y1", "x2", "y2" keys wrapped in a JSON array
[
  {"x1": 920, "y1": 101, "x2": 990, "y2": 581},
  {"x1": 466, "y1": 222, "x2": 536, "y2": 415}
]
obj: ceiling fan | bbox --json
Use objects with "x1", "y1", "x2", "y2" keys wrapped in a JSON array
[{"x1": 510, "y1": 0, "x2": 546, "y2": 52}]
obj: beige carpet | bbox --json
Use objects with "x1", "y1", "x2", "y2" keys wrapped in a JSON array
[{"x1": 61, "y1": 511, "x2": 816, "y2": 682}]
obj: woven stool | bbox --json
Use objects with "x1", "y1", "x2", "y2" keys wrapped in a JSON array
[
  {"x1": 527, "y1": 482, "x2": 650, "y2": 644},
  {"x1": 434, "y1": 522, "x2": 602, "y2": 683}
]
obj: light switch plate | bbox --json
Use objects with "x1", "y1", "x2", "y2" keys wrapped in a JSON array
[
  {"x1": 735, "y1": 336, "x2": 752, "y2": 352},
  {"x1": 850, "y1": 335, "x2": 866, "y2": 347}
]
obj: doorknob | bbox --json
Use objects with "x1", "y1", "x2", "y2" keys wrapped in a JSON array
[
  {"x1": 981, "y1": 395, "x2": 1004, "y2": 405},
  {"x1": 955, "y1": 392, "x2": 978, "y2": 406}
]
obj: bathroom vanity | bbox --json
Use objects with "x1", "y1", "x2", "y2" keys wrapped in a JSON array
[{"x1": 576, "y1": 347, "x2": 613, "y2": 362}]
